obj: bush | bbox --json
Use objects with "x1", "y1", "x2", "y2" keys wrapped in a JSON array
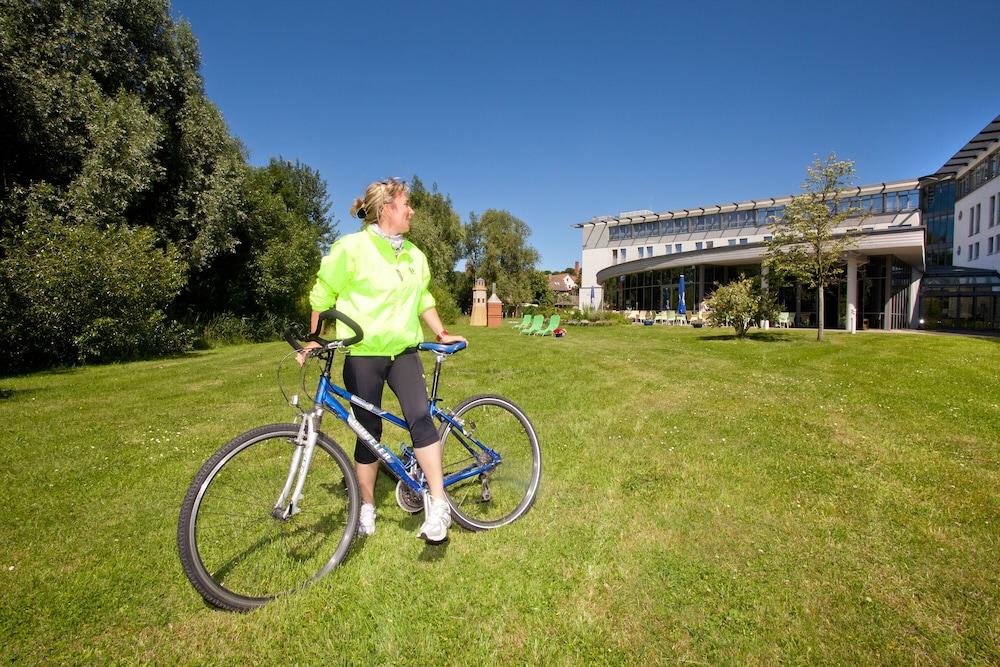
[
  {"x1": 566, "y1": 308, "x2": 627, "y2": 325},
  {"x1": 704, "y1": 276, "x2": 779, "y2": 338},
  {"x1": 200, "y1": 313, "x2": 283, "y2": 347},
  {"x1": 0, "y1": 221, "x2": 188, "y2": 372},
  {"x1": 430, "y1": 283, "x2": 460, "y2": 325}
]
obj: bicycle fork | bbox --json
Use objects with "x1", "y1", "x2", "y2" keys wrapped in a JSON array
[{"x1": 272, "y1": 408, "x2": 321, "y2": 520}]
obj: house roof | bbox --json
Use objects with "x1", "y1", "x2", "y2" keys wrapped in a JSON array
[{"x1": 547, "y1": 273, "x2": 577, "y2": 291}]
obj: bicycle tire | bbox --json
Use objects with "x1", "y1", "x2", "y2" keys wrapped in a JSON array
[
  {"x1": 177, "y1": 423, "x2": 360, "y2": 612},
  {"x1": 438, "y1": 394, "x2": 541, "y2": 531}
]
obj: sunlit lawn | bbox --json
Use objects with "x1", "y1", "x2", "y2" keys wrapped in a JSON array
[{"x1": 1, "y1": 322, "x2": 998, "y2": 663}]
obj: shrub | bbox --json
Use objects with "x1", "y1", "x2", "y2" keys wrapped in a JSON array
[
  {"x1": 429, "y1": 283, "x2": 460, "y2": 325},
  {"x1": 200, "y1": 313, "x2": 283, "y2": 347},
  {"x1": 0, "y1": 221, "x2": 188, "y2": 372},
  {"x1": 704, "y1": 276, "x2": 779, "y2": 338}
]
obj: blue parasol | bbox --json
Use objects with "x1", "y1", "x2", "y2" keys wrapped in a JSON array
[{"x1": 678, "y1": 274, "x2": 686, "y2": 315}]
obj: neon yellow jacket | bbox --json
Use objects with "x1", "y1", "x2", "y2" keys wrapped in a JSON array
[{"x1": 309, "y1": 225, "x2": 436, "y2": 356}]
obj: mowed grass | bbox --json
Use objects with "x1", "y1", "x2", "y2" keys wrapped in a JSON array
[{"x1": 1, "y1": 323, "x2": 998, "y2": 664}]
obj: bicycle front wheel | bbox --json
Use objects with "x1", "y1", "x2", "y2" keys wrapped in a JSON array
[
  {"x1": 177, "y1": 424, "x2": 359, "y2": 612},
  {"x1": 439, "y1": 395, "x2": 541, "y2": 531}
]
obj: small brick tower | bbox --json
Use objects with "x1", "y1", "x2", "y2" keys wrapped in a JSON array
[{"x1": 487, "y1": 283, "x2": 503, "y2": 327}]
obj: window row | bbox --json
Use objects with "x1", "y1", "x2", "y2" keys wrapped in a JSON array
[
  {"x1": 611, "y1": 238, "x2": 758, "y2": 263},
  {"x1": 956, "y1": 145, "x2": 1000, "y2": 200},
  {"x1": 607, "y1": 189, "x2": 918, "y2": 241}
]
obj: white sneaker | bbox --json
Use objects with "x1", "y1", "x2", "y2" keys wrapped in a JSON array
[
  {"x1": 418, "y1": 494, "x2": 452, "y2": 544},
  {"x1": 358, "y1": 502, "x2": 376, "y2": 536}
]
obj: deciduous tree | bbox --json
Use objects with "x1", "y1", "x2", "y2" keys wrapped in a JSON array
[
  {"x1": 464, "y1": 209, "x2": 540, "y2": 307},
  {"x1": 764, "y1": 155, "x2": 865, "y2": 341}
]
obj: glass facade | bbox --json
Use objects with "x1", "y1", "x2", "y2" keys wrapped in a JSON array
[
  {"x1": 606, "y1": 189, "x2": 919, "y2": 242},
  {"x1": 921, "y1": 179, "x2": 956, "y2": 267},
  {"x1": 920, "y1": 269, "x2": 1000, "y2": 330},
  {"x1": 601, "y1": 255, "x2": 922, "y2": 330}
]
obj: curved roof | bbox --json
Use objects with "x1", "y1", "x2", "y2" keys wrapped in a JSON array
[{"x1": 923, "y1": 114, "x2": 1000, "y2": 180}]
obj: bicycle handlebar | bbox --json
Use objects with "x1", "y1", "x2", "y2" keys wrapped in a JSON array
[{"x1": 282, "y1": 308, "x2": 365, "y2": 352}]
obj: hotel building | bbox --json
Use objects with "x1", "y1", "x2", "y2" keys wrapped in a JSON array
[{"x1": 575, "y1": 114, "x2": 1000, "y2": 331}]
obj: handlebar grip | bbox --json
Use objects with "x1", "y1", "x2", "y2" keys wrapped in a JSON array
[{"x1": 282, "y1": 326, "x2": 305, "y2": 352}]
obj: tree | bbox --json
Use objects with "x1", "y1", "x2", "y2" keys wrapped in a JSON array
[
  {"x1": 529, "y1": 270, "x2": 556, "y2": 310},
  {"x1": 181, "y1": 158, "x2": 337, "y2": 322},
  {"x1": 764, "y1": 154, "x2": 865, "y2": 341},
  {"x1": 464, "y1": 209, "x2": 540, "y2": 307},
  {"x1": 0, "y1": 2, "x2": 340, "y2": 370},
  {"x1": 704, "y1": 276, "x2": 779, "y2": 338},
  {"x1": 407, "y1": 177, "x2": 464, "y2": 292}
]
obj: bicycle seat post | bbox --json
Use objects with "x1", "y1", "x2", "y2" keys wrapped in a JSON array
[{"x1": 429, "y1": 353, "x2": 446, "y2": 404}]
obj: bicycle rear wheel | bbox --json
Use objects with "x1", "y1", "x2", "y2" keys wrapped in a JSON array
[
  {"x1": 439, "y1": 394, "x2": 541, "y2": 531},
  {"x1": 177, "y1": 424, "x2": 359, "y2": 611}
]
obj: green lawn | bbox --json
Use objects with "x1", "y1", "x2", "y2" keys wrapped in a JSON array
[{"x1": 2, "y1": 323, "x2": 998, "y2": 664}]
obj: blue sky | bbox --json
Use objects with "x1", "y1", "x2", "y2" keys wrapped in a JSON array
[{"x1": 171, "y1": 0, "x2": 1000, "y2": 270}]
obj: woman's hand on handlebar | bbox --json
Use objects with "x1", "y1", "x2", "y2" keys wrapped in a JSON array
[{"x1": 296, "y1": 341, "x2": 322, "y2": 367}]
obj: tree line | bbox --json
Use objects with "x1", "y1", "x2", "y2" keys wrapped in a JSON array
[{"x1": 0, "y1": 1, "x2": 549, "y2": 375}]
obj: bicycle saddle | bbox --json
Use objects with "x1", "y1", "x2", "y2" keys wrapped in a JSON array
[{"x1": 417, "y1": 341, "x2": 467, "y2": 354}]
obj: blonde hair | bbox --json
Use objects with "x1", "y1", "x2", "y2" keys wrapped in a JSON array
[{"x1": 349, "y1": 178, "x2": 408, "y2": 226}]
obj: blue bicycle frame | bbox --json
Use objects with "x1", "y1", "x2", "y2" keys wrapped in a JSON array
[{"x1": 309, "y1": 344, "x2": 501, "y2": 495}]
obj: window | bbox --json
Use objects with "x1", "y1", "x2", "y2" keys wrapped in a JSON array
[
  {"x1": 621, "y1": 248, "x2": 627, "y2": 261},
  {"x1": 695, "y1": 241, "x2": 704, "y2": 250},
  {"x1": 976, "y1": 204, "x2": 981, "y2": 234},
  {"x1": 646, "y1": 246, "x2": 653, "y2": 257},
  {"x1": 739, "y1": 238, "x2": 749, "y2": 245},
  {"x1": 989, "y1": 236, "x2": 994, "y2": 255},
  {"x1": 990, "y1": 196, "x2": 996, "y2": 228},
  {"x1": 638, "y1": 247, "x2": 644, "y2": 259},
  {"x1": 763, "y1": 235, "x2": 772, "y2": 242},
  {"x1": 974, "y1": 242, "x2": 980, "y2": 259},
  {"x1": 969, "y1": 208, "x2": 974, "y2": 236},
  {"x1": 728, "y1": 239, "x2": 737, "y2": 246},
  {"x1": 675, "y1": 243, "x2": 682, "y2": 253},
  {"x1": 958, "y1": 245, "x2": 962, "y2": 256},
  {"x1": 706, "y1": 241, "x2": 714, "y2": 248},
  {"x1": 968, "y1": 244, "x2": 972, "y2": 258},
  {"x1": 612, "y1": 249, "x2": 618, "y2": 264},
  {"x1": 664, "y1": 245, "x2": 672, "y2": 254}
]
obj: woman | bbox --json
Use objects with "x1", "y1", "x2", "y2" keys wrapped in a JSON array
[{"x1": 299, "y1": 178, "x2": 466, "y2": 544}]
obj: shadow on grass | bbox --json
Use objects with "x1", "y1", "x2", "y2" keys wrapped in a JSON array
[
  {"x1": 697, "y1": 331, "x2": 796, "y2": 343},
  {"x1": 417, "y1": 540, "x2": 449, "y2": 561},
  {"x1": 0, "y1": 386, "x2": 41, "y2": 400}
]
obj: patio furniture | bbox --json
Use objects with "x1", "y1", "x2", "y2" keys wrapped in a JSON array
[
  {"x1": 512, "y1": 314, "x2": 532, "y2": 329},
  {"x1": 521, "y1": 314, "x2": 544, "y2": 335},
  {"x1": 535, "y1": 314, "x2": 562, "y2": 336}
]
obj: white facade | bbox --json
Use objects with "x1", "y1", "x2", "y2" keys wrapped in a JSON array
[{"x1": 953, "y1": 153, "x2": 1000, "y2": 272}]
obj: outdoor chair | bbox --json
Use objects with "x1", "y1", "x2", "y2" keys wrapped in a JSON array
[
  {"x1": 661, "y1": 309, "x2": 676, "y2": 325},
  {"x1": 535, "y1": 314, "x2": 561, "y2": 336},
  {"x1": 512, "y1": 314, "x2": 532, "y2": 329},
  {"x1": 777, "y1": 312, "x2": 791, "y2": 328},
  {"x1": 654, "y1": 310, "x2": 670, "y2": 324},
  {"x1": 521, "y1": 314, "x2": 544, "y2": 335}
]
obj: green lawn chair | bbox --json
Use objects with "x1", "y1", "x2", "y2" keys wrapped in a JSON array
[
  {"x1": 512, "y1": 314, "x2": 532, "y2": 329},
  {"x1": 534, "y1": 314, "x2": 561, "y2": 336},
  {"x1": 521, "y1": 314, "x2": 544, "y2": 335}
]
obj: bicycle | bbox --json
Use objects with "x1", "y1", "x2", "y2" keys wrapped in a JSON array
[{"x1": 177, "y1": 309, "x2": 541, "y2": 611}]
